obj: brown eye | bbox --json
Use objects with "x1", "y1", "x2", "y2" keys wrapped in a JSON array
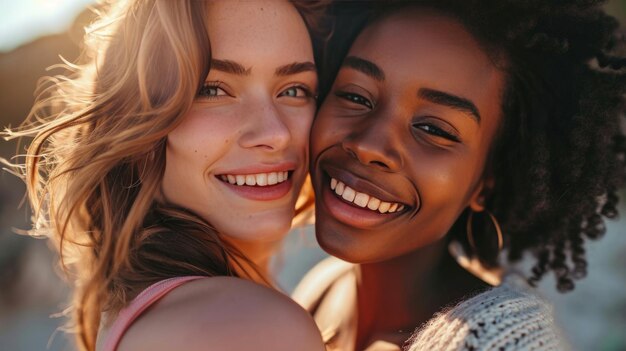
[
  {"x1": 335, "y1": 91, "x2": 373, "y2": 109},
  {"x1": 412, "y1": 123, "x2": 460, "y2": 142}
]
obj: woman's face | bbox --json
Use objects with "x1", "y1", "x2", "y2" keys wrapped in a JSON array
[
  {"x1": 162, "y1": 1, "x2": 317, "y2": 246},
  {"x1": 311, "y1": 9, "x2": 505, "y2": 263}
]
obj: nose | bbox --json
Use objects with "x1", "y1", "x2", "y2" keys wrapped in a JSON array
[
  {"x1": 239, "y1": 98, "x2": 291, "y2": 151},
  {"x1": 342, "y1": 115, "x2": 403, "y2": 171}
]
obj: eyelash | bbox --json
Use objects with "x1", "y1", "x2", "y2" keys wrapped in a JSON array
[
  {"x1": 197, "y1": 83, "x2": 315, "y2": 100},
  {"x1": 335, "y1": 91, "x2": 373, "y2": 109},
  {"x1": 279, "y1": 84, "x2": 315, "y2": 99},
  {"x1": 336, "y1": 91, "x2": 460, "y2": 143},
  {"x1": 413, "y1": 123, "x2": 460, "y2": 142},
  {"x1": 335, "y1": 91, "x2": 460, "y2": 142},
  {"x1": 198, "y1": 82, "x2": 228, "y2": 99}
]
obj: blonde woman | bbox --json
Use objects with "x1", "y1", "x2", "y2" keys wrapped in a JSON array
[{"x1": 4, "y1": 1, "x2": 326, "y2": 350}]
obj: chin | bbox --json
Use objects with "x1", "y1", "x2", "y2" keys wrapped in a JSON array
[
  {"x1": 227, "y1": 212, "x2": 294, "y2": 244},
  {"x1": 315, "y1": 223, "x2": 369, "y2": 264}
]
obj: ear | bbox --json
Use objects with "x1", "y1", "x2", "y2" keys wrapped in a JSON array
[{"x1": 468, "y1": 176, "x2": 495, "y2": 212}]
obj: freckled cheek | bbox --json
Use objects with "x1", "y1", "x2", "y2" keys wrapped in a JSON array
[
  {"x1": 167, "y1": 110, "x2": 242, "y2": 167},
  {"x1": 285, "y1": 107, "x2": 315, "y2": 151}
]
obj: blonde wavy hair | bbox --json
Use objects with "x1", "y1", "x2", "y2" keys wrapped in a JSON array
[{"x1": 3, "y1": 1, "x2": 323, "y2": 350}]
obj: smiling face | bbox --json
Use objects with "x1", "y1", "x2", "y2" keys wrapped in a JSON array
[
  {"x1": 162, "y1": 0, "x2": 317, "y2": 248},
  {"x1": 311, "y1": 8, "x2": 506, "y2": 263}
]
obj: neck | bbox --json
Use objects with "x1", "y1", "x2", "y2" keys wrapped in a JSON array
[
  {"x1": 224, "y1": 237, "x2": 280, "y2": 288},
  {"x1": 354, "y1": 238, "x2": 485, "y2": 349}
]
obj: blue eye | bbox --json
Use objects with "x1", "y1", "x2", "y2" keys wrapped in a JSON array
[
  {"x1": 335, "y1": 91, "x2": 373, "y2": 109},
  {"x1": 198, "y1": 83, "x2": 228, "y2": 98},
  {"x1": 279, "y1": 85, "x2": 313, "y2": 99}
]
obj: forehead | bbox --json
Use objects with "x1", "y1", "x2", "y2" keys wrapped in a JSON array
[
  {"x1": 205, "y1": 0, "x2": 313, "y2": 65},
  {"x1": 349, "y1": 8, "x2": 505, "y2": 115}
]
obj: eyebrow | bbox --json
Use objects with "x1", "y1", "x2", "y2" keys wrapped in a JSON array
[
  {"x1": 275, "y1": 61, "x2": 317, "y2": 76},
  {"x1": 210, "y1": 59, "x2": 251, "y2": 76},
  {"x1": 342, "y1": 56, "x2": 385, "y2": 81},
  {"x1": 418, "y1": 88, "x2": 481, "y2": 123},
  {"x1": 210, "y1": 59, "x2": 316, "y2": 78}
]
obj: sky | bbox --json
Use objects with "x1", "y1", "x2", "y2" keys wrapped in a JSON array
[{"x1": 0, "y1": 0, "x2": 95, "y2": 52}]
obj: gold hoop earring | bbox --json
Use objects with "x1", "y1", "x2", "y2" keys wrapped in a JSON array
[
  {"x1": 449, "y1": 209, "x2": 504, "y2": 286},
  {"x1": 466, "y1": 210, "x2": 504, "y2": 253}
]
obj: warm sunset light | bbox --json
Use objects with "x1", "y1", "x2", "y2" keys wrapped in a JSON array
[
  {"x1": 0, "y1": 1, "x2": 625, "y2": 351},
  {"x1": 0, "y1": 0, "x2": 94, "y2": 52}
]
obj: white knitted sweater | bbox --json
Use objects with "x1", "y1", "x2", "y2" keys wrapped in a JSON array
[
  {"x1": 294, "y1": 258, "x2": 568, "y2": 351},
  {"x1": 405, "y1": 274, "x2": 568, "y2": 351}
]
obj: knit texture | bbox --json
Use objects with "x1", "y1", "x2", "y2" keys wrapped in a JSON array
[{"x1": 405, "y1": 274, "x2": 568, "y2": 351}]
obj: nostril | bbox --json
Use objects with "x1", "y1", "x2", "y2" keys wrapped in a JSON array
[
  {"x1": 371, "y1": 160, "x2": 388, "y2": 168},
  {"x1": 345, "y1": 148, "x2": 358, "y2": 160}
]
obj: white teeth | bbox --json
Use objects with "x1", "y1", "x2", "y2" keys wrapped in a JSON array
[
  {"x1": 335, "y1": 181, "x2": 345, "y2": 196},
  {"x1": 236, "y1": 175, "x2": 246, "y2": 185},
  {"x1": 342, "y1": 187, "x2": 356, "y2": 202},
  {"x1": 220, "y1": 171, "x2": 289, "y2": 187},
  {"x1": 367, "y1": 197, "x2": 381, "y2": 210},
  {"x1": 354, "y1": 192, "x2": 369, "y2": 208},
  {"x1": 268, "y1": 172, "x2": 278, "y2": 185},
  {"x1": 245, "y1": 175, "x2": 256, "y2": 186},
  {"x1": 389, "y1": 203, "x2": 398, "y2": 212},
  {"x1": 378, "y1": 202, "x2": 391, "y2": 214},
  {"x1": 256, "y1": 173, "x2": 267, "y2": 186},
  {"x1": 330, "y1": 177, "x2": 406, "y2": 214}
]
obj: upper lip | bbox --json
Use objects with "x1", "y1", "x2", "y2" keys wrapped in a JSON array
[
  {"x1": 322, "y1": 163, "x2": 413, "y2": 207},
  {"x1": 216, "y1": 161, "x2": 297, "y2": 175}
]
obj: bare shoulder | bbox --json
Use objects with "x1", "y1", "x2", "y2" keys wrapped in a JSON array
[
  {"x1": 292, "y1": 256, "x2": 354, "y2": 310},
  {"x1": 117, "y1": 276, "x2": 325, "y2": 351}
]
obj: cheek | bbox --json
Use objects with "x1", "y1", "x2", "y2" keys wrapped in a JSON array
[
  {"x1": 410, "y1": 148, "x2": 478, "y2": 210},
  {"x1": 283, "y1": 104, "x2": 316, "y2": 151},
  {"x1": 311, "y1": 105, "x2": 345, "y2": 156},
  {"x1": 167, "y1": 108, "x2": 241, "y2": 167}
]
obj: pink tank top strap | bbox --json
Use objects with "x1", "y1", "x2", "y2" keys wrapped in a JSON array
[{"x1": 101, "y1": 275, "x2": 205, "y2": 351}]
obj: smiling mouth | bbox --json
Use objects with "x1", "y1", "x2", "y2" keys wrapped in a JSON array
[
  {"x1": 218, "y1": 171, "x2": 291, "y2": 187},
  {"x1": 329, "y1": 177, "x2": 406, "y2": 214}
]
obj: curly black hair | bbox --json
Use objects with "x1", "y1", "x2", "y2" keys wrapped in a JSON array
[{"x1": 321, "y1": 0, "x2": 626, "y2": 292}]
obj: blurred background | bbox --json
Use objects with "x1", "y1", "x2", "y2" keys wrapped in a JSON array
[{"x1": 0, "y1": 1, "x2": 625, "y2": 350}]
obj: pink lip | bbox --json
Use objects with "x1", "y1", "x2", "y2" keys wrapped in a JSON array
[{"x1": 216, "y1": 162, "x2": 296, "y2": 175}]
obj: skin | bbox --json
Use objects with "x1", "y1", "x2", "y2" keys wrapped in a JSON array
[
  {"x1": 310, "y1": 8, "x2": 506, "y2": 349},
  {"x1": 107, "y1": 2, "x2": 325, "y2": 351},
  {"x1": 115, "y1": 277, "x2": 325, "y2": 351},
  {"x1": 161, "y1": 0, "x2": 318, "y2": 276}
]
